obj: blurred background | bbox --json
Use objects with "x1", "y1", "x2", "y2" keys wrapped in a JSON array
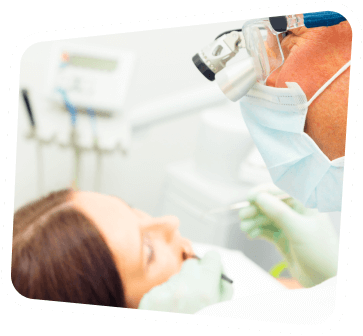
[{"x1": 15, "y1": 20, "x2": 341, "y2": 274}]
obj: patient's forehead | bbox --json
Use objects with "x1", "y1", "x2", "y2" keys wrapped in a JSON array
[
  {"x1": 73, "y1": 191, "x2": 128, "y2": 208},
  {"x1": 72, "y1": 191, "x2": 140, "y2": 231}
]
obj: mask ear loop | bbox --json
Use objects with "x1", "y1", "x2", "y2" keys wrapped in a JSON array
[{"x1": 307, "y1": 60, "x2": 351, "y2": 107}]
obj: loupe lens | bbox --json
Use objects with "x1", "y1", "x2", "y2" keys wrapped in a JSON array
[
  {"x1": 192, "y1": 54, "x2": 215, "y2": 81},
  {"x1": 243, "y1": 19, "x2": 284, "y2": 84}
]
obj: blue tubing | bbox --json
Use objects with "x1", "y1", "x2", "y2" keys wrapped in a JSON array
[
  {"x1": 56, "y1": 88, "x2": 77, "y2": 126},
  {"x1": 304, "y1": 11, "x2": 347, "y2": 28}
]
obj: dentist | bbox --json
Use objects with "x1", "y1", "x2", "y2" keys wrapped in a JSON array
[{"x1": 138, "y1": 12, "x2": 351, "y2": 315}]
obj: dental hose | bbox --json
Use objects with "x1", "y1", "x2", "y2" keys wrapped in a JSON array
[{"x1": 57, "y1": 88, "x2": 80, "y2": 190}]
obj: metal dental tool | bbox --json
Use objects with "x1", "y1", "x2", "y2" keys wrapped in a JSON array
[
  {"x1": 21, "y1": 89, "x2": 36, "y2": 128},
  {"x1": 21, "y1": 89, "x2": 45, "y2": 197},
  {"x1": 204, "y1": 193, "x2": 292, "y2": 217}
]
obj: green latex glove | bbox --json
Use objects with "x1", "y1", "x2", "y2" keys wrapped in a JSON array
[
  {"x1": 239, "y1": 184, "x2": 339, "y2": 288},
  {"x1": 138, "y1": 250, "x2": 233, "y2": 314}
]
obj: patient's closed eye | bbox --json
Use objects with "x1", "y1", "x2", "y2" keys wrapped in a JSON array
[{"x1": 144, "y1": 234, "x2": 155, "y2": 265}]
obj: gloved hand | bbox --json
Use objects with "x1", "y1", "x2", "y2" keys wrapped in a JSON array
[
  {"x1": 138, "y1": 250, "x2": 233, "y2": 314},
  {"x1": 239, "y1": 184, "x2": 339, "y2": 288}
]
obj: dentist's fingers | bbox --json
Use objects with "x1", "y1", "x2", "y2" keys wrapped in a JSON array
[
  {"x1": 246, "y1": 184, "x2": 308, "y2": 217},
  {"x1": 199, "y1": 251, "x2": 223, "y2": 277},
  {"x1": 240, "y1": 215, "x2": 271, "y2": 232},
  {"x1": 247, "y1": 224, "x2": 280, "y2": 240},
  {"x1": 239, "y1": 205, "x2": 259, "y2": 219},
  {"x1": 202, "y1": 251, "x2": 234, "y2": 301},
  {"x1": 253, "y1": 192, "x2": 300, "y2": 233},
  {"x1": 247, "y1": 228, "x2": 263, "y2": 239}
]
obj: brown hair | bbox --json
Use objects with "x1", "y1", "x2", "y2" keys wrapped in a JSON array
[{"x1": 11, "y1": 189, "x2": 126, "y2": 308}]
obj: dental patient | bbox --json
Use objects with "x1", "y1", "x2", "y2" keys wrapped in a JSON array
[{"x1": 12, "y1": 188, "x2": 201, "y2": 309}]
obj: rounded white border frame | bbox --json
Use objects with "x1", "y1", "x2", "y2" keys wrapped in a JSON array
[{"x1": 5, "y1": 1, "x2": 362, "y2": 335}]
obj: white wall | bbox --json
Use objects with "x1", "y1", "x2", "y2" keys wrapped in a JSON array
[{"x1": 16, "y1": 20, "x2": 244, "y2": 212}]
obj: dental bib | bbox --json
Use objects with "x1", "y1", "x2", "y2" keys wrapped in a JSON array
[{"x1": 239, "y1": 61, "x2": 350, "y2": 212}]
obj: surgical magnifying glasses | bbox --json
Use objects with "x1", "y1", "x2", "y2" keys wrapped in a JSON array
[{"x1": 192, "y1": 12, "x2": 347, "y2": 102}]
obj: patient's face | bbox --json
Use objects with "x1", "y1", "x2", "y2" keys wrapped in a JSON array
[{"x1": 73, "y1": 191, "x2": 194, "y2": 309}]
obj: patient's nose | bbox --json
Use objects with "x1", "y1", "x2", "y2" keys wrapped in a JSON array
[{"x1": 181, "y1": 239, "x2": 194, "y2": 260}]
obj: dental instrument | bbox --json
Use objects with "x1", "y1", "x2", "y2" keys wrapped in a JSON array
[
  {"x1": 205, "y1": 193, "x2": 292, "y2": 216},
  {"x1": 191, "y1": 254, "x2": 233, "y2": 284},
  {"x1": 239, "y1": 184, "x2": 339, "y2": 287},
  {"x1": 21, "y1": 88, "x2": 45, "y2": 197},
  {"x1": 192, "y1": 11, "x2": 347, "y2": 101},
  {"x1": 21, "y1": 89, "x2": 36, "y2": 128}
]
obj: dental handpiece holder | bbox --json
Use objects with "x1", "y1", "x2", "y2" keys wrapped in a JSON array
[{"x1": 22, "y1": 88, "x2": 130, "y2": 154}]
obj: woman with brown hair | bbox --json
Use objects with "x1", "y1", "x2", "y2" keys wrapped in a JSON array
[{"x1": 12, "y1": 188, "x2": 196, "y2": 309}]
